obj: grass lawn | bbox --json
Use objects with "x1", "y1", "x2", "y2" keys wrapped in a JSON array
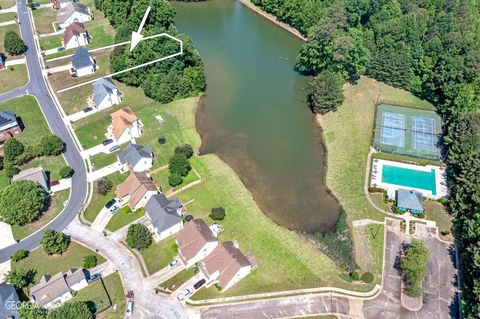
[
  {"x1": 73, "y1": 273, "x2": 125, "y2": 318},
  {"x1": 160, "y1": 267, "x2": 196, "y2": 292},
  {"x1": 424, "y1": 200, "x2": 452, "y2": 236},
  {"x1": 83, "y1": 172, "x2": 128, "y2": 222},
  {"x1": 39, "y1": 34, "x2": 62, "y2": 51},
  {"x1": 0, "y1": 12, "x2": 16, "y2": 23},
  {"x1": 0, "y1": 0, "x2": 15, "y2": 8},
  {"x1": 105, "y1": 206, "x2": 145, "y2": 232},
  {"x1": 91, "y1": 151, "x2": 119, "y2": 170},
  {"x1": 56, "y1": 81, "x2": 91, "y2": 115},
  {"x1": 0, "y1": 24, "x2": 24, "y2": 60},
  {"x1": 370, "y1": 192, "x2": 390, "y2": 212},
  {"x1": 13, "y1": 242, "x2": 105, "y2": 283},
  {"x1": 11, "y1": 190, "x2": 70, "y2": 241},
  {"x1": 32, "y1": 8, "x2": 57, "y2": 35},
  {"x1": 140, "y1": 235, "x2": 177, "y2": 274},
  {"x1": 151, "y1": 160, "x2": 200, "y2": 193},
  {"x1": 0, "y1": 65, "x2": 28, "y2": 94}
]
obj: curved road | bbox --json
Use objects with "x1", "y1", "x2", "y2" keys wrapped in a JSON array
[{"x1": 0, "y1": 0, "x2": 87, "y2": 262}]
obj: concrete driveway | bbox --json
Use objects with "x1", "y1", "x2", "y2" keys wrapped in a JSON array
[
  {"x1": 91, "y1": 207, "x2": 115, "y2": 232},
  {"x1": 87, "y1": 162, "x2": 121, "y2": 182},
  {"x1": 0, "y1": 222, "x2": 16, "y2": 250}
]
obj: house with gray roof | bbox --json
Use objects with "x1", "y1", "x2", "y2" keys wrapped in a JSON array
[
  {"x1": 145, "y1": 194, "x2": 185, "y2": 241},
  {"x1": 57, "y1": 3, "x2": 91, "y2": 29},
  {"x1": 92, "y1": 78, "x2": 122, "y2": 110},
  {"x1": 0, "y1": 284, "x2": 20, "y2": 319},
  {"x1": 11, "y1": 167, "x2": 49, "y2": 191},
  {"x1": 117, "y1": 143, "x2": 153, "y2": 173},
  {"x1": 0, "y1": 110, "x2": 21, "y2": 143},
  {"x1": 71, "y1": 47, "x2": 95, "y2": 77},
  {"x1": 396, "y1": 188, "x2": 424, "y2": 213}
]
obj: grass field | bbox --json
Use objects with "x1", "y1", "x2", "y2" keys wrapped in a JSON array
[
  {"x1": 91, "y1": 151, "x2": 119, "y2": 170},
  {"x1": 11, "y1": 190, "x2": 70, "y2": 241},
  {"x1": 0, "y1": 0, "x2": 15, "y2": 8},
  {"x1": 151, "y1": 161, "x2": 200, "y2": 194},
  {"x1": 0, "y1": 12, "x2": 16, "y2": 23},
  {"x1": 83, "y1": 172, "x2": 128, "y2": 222},
  {"x1": 0, "y1": 65, "x2": 28, "y2": 94},
  {"x1": 73, "y1": 273, "x2": 125, "y2": 318},
  {"x1": 13, "y1": 242, "x2": 105, "y2": 283},
  {"x1": 424, "y1": 200, "x2": 452, "y2": 236},
  {"x1": 0, "y1": 24, "x2": 24, "y2": 60},
  {"x1": 140, "y1": 235, "x2": 177, "y2": 274},
  {"x1": 105, "y1": 206, "x2": 145, "y2": 232},
  {"x1": 32, "y1": 8, "x2": 57, "y2": 34},
  {"x1": 39, "y1": 34, "x2": 62, "y2": 51},
  {"x1": 160, "y1": 267, "x2": 196, "y2": 291}
]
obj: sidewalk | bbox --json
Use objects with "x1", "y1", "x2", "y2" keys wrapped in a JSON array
[{"x1": 5, "y1": 58, "x2": 26, "y2": 66}]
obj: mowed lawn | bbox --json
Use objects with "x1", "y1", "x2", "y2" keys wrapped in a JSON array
[
  {"x1": 32, "y1": 8, "x2": 57, "y2": 34},
  {"x1": 105, "y1": 206, "x2": 145, "y2": 232},
  {"x1": 0, "y1": 0, "x2": 15, "y2": 8},
  {"x1": 140, "y1": 235, "x2": 177, "y2": 274},
  {"x1": 39, "y1": 34, "x2": 62, "y2": 51},
  {"x1": 0, "y1": 24, "x2": 24, "y2": 60},
  {"x1": 0, "y1": 12, "x2": 16, "y2": 23},
  {"x1": 0, "y1": 65, "x2": 28, "y2": 94}
]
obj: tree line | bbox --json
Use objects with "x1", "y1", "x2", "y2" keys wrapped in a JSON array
[
  {"x1": 94, "y1": 0, "x2": 206, "y2": 104},
  {"x1": 251, "y1": 0, "x2": 480, "y2": 316}
]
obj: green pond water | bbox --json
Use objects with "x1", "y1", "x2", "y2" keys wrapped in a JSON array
[{"x1": 174, "y1": 0, "x2": 341, "y2": 232}]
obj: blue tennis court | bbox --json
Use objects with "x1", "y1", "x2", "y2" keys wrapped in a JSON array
[{"x1": 380, "y1": 112, "x2": 405, "y2": 147}]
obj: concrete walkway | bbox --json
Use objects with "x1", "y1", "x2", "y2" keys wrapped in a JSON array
[
  {"x1": 87, "y1": 162, "x2": 121, "y2": 182},
  {"x1": 0, "y1": 20, "x2": 16, "y2": 26},
  {"x1": 66, "y1": 107, "x2": 100, "y2": 122},
  {"x1": 0, "y1": 222, "x2": 15, "y2": 250},
  {"x1": 45, "y1": 64, "x2": 70, "y2": 74},
  {"x1": 0, "y1": 6, "x2": 17, "y2": 13},
  {"x1": 5, "y1": 58, "x2": 26, "y2": 66}
]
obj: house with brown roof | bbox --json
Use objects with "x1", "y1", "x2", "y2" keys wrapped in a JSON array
[
  {"x1": 62, "y1": 22, "x2": 88, "y2": 50},
  {"x1": 11, "y1": 167, "x2": 49, "y2": 191},
  {"x1": 115, "y1": 171, "x2": 158, "y2": 210},
  {"x1": 0, "y1": 110, "x2": 21, "y2": 143},
  {"x1": 176, "y1": 219, "x2": 218, "y2": 267},
  {"x1": 108, "y1": 107, "x2": 142, "y2": 144},
  {"x1": 200, "y1": 241, "x2": 256, "y2": 291},
  {"x1": 29, "y1": 268, "x2": 88, "y2": 309}
]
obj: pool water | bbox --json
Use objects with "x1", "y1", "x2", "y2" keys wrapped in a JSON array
[{"x1": 381, "y1": 165, "x2": 437, "y2": 195}]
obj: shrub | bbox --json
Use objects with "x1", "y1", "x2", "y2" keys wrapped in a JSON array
[
  {"x1": 4, "y1": 31, "x2": 25, "y2": 55},
  {"x1": 40, "y1": 135, "x2": 64, "y2": 156},
  {"x1": 40, "y1": 228, "x2": 69, "y2": 255},
  {"x1": 126, "y1": 224, "x2": 152, "y2": 250},
  {"x1": 82, "y1": 255, "x2": 98, "y2": 269},
  {"x1": 0, "y1": 156, "x2": 3, "y2": 170},
  {"x1": 168, "y1": 153, "x2": 191, "y2": 177},
  {"x1": 14, "y1": 145, "x2": 42, "y2": 165},
  {"x1": 97, "y1": 177, "x2": 113, "y2": 196},
  {"x1": 11, "y1": 249, "x2": 29, "y2": 262},
  {"x1": 400, "y1": 240, "x2": 430, "y2": 297},
  {"x1": 3, "y1": 138, "x2": 24, "y2": 162},
  {"x1": 0, "y1": 180, "x2": 45, "y2": 225},
  {"x1": 59, "y1": 166, "x2": 74, "y2": 178},
  {"x1": 5, "y1": 267, "x2": 36, "y2": 288},
  {"x1": 4, "y1": 163, "x2": 19, "y2": 179},
  {"x1": 209, "y1": 207, "x2": 226, "y2": 221},
  {"x1": 168, "y1": 173, "x2": 183, "y2": 187},
  {"x1": 174, "y1": 144, "x2": 194, "y2": 159},
  {"x1": 361, "y1": 272, "x2": 374, "y2": 283},
  {"x1": 350, "y1": 271, "x2": 360, "y2": 281}
]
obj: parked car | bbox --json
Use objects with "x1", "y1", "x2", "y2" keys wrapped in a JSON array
[
  {"x1": 125, "y1": 300, "x2": 134, "y2": 317},
  {"x1": 105, "y1": 199, "x2": 116, "y2": 209},
  {"x1": 109, "y1": 205, "x2": 119, "y2": 214},
  {"x1": 57, "y1": 47, "x2": 65, "y2": 52},
  {"x1": 109, "y1": 145, "x2": 120, "y2": 153},
  {"x1": 88, "y1": 273, "x2": 102, "y2": 283},
  {"x1": 102, "y1": 139, "x2": 113, "y2": 146},
  {"x1": 193, "y1": 279, "x2": 206, "y2": 290},
  {"x1": 49, "y1": 180, "x2": 60, "y2": 187},
  {"x1": 184, "y1": 215, "x2": 194, "y2": 222},
  {"x1": 83, "y1": 106, "x2": 93, "y2": 113},
  {"x1": 168, "y1": 258, "x2": 179, "y2": 269},
  {"x1": 158, "y1": 137, "x2": 166, "y2": 145}
]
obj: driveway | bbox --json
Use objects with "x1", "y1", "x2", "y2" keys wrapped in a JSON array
[
  {"x1": 87, "y1": 162, "x2": 121, "y2": 182},
  {"x1": 0, "y1": 222, "x2": 16, "y2": 250},
  {"x1": 91, "y1": 207, "x2": 115, "y2": 232}
]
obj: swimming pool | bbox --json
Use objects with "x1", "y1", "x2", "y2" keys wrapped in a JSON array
[{"x1": 381, "y1": 165, "x2": 437, "y2": 195}]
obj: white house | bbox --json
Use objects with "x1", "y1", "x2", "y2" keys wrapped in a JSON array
[
  {"x1": 29, "y1": 268, "x2": 88, "y2": 309},
  {"x1": 145, "y1": 194, "x2": 185, "y2": 242},
  {"x1": 109, "y1": 107, "x2": 142, "y2": 144},
  {"x1": 92, "y1": 78, "x2": 122, "y2": 110},
  {"x1": 176, "y1": 219, "x2": 219, "y2": 268},
  {"x1": 117, "y1": 143, "x2": 153, "y2": 173},
  {"x1": 200, "y1": 242, "x2": 256, "y2": 291},
  {"x1": 62, "y1": 22, "x2": 88, "y2": 50},
  {"x1": 57, "y1": 3, "x2": 91, "y2": 29},
  {"x1": 115, "y1": 171, "x2": 158, "y2": 210},
  {"x1": 71, "y1": 47, "x2": 95, "y2": 77}
]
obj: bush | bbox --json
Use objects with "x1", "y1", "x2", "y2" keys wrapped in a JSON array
[
  {"x1": 3, "y1": 138, "x2": 24, "y2": 162},
  {"x1": 11, "y1": 249, "x2": 29, "y2": 262},
  {"x1": 14, "y1": 145, "x2": 42, "y2": 165},
  {"x1": 4, "y1": 31, "x2": 25, "y2": 55},
  {"x1": 82, "y1": 255, "x2": 98, "y2": 269},
  {"x1": 40, "y1": 228, "x2": 69, "y2": 255},
  {"x1": 0, "y1": 180, "x2": 45, "y2": 225},
  {"x1": 350, "y1": 271, "x2": 360, "y2": 281},
  {"x1": 209, "y1": 207, "x2": 226, "y2": 221},
  {"x1": 168, "y1": 173, "x2": 183, "y2": 187},
  {"x1": 5, "y1": 267, "x2": 36, "y2": 288},
  {"x1": 59, "y1": 166, "x2": 73, "y2": 178},
  {"x1": 40, "y1": 135, "x2": 64, "y2": 156},
  {"x1": 97, "y1": 177, "x2": 113, "y2": 196},
  {"x1": 0, "y1": 156, "x2": 3, "y2": 171},
  {"x1": 126, "y1": 223, "x2": 152, "y2": 250},
  {"x1": 361, "y1": 272, "x2": 374, "y2": 283},
  {"x1": 168, "y1": 153, "x2": 191, "y2": 177},
  {"x1": 4, "y1": 163, "x2": 19, "y2": 179},
  {"x1": 174, "y1": 144, "x2": 194, "y2": 159}
]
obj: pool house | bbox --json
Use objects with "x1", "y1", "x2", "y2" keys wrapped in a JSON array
[{"x1": 396, "y1": 189, "x2": 424, "y2": 214}]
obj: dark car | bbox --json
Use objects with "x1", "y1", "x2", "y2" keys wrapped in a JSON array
[
  {"x1": 57, "y1": 47, "x2": 65, "y2": 52},
  {"x1": 158, "y1": 137, "x2": 166, "y2": 145},
  {"x1": 184, "y1": 215, "x2": 194, "y2": 222},
  {"x1": 83, "y1": 106, "x2": 93, "y2": 113},
  {"x1": 193, "y1": 279, "x2": 206, "y2": 290},
  {"x1": 109, "y1": 145, "x2": 120, "y2": 153},
  {"x1": 105, "y1": 199, "x2": 116, "y2": 209},
  {"x1": 49, "y1": 180, "x2": 60, "y2": 187},
  {"x1": 102, "y1": 139, "x2": 113, "y2": 146}
]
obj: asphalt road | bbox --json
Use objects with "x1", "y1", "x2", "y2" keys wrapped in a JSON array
[{"x1": 0, "y1": 0, "x2": 87, "y2": 262}]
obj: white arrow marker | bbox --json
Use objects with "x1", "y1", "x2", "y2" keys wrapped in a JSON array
[{"x1": 130, "y1": 5, "x2": 151, "y2": 52}]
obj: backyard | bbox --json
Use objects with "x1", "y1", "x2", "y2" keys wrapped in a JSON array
[{"x1": 140, "y1": 235, "x2": 177, "y2": 274}]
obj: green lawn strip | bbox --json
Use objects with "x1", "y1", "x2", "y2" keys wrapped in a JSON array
[
  {"x1": 39, "y1": 34, "x2": 62, "y2": 51},
  {"x1": 424, "y1": 200, "x2": 452, "y2": 234},
  {"x1": 370, "y1": 193, "x2": 390, "y2": 212},
  {"x1": 91, "y1": 152, "x2": 119, "y2": 170},
  {"x1": 152, "y1": 160, "x2": 200, "y2": 193},
  {"x1": 11, "y1": 190, "x2": 70, "y2": 241},
  {"x1": 0, "y1": 12, "x2": 16, "y2": 23},
  {"x1": 140, "y1": 236, "x2": 177, "y2": 274},
  {"x1": 160, "y1": 267, "x2": 196, "y2": 291},
  {"x1": 0, "y1": 65, "x2": 28, "y2": 94},
  {"x1": 105, "y1": 206, "x2": 145, "y2": 232},
  {"x1": 72, "y1": 273, "x2": 125, "y2": 318},
  {"x1": 84, "y1": 172, "x2": 128, "y2": 222},
  {"x1": 13, "y1": 242, "x2": 105, "y2": 283},
  {"x1": 364, "y1": 224, "x2": 384, "y2": 279},
  {"x1": 32, "y1": 8, "x2": 56, "y2": 35}
]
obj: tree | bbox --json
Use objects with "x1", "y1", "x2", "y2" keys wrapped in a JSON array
[
  {"x1": 307, "y1": 71, "x2": 345, "y2": 114},
  {"x1": 97, "y1": 177, "x2": 113, "y2": 196},
  {"x1": 47, "y1": 301, "x2": 93, "y2": 319},
  {"x1": 0, "y1": 180, "x2": 45, "y2": 225},
  {"x1": 40, "y1": 135, "x2": 64, "y2": 156},
  {"x1": 3, "y1": 138, "x2": 24, "y2": 162},
  {"x1": 0, "y1": 156, "x2": 4, "y2": 170},
  {"x1": 400, "y1": 240, "x2": 430, "y2": 297},
  {"x1": 4, "y1": 31, "x2": 25, "y2": 55},
  {"x1": 174, "y1": 144, "x2": 194, "y2": 159},
  {"x1": 83, "y1": 255, "x2": 98, "y2": 268},
  {"x1": 126, "y1": 223, "x2": 152, "y2": 250},
  {"x1": 168, "y1": 153, "x2": 191, "y2": 176},
  {"x1": 40, "y1": 228, "x2": 69, "y2": 255},
  {"x1": 5, "y1": 267, "x2": 36, "y2": 288},
  {"x1": 168, "y1": 172, "x2": 183, "y2": 187},
  {"x1": 11, "y1": 249, "x2": 29, "y2": 262},
  {"x1": 59, "y1": 166, "x2": 74, "y2": 178},
  {"x1": 3, "y1": 162, "x2": 19, "y2": 178},
  {"x1": 209, "y1": 207, "x2": 226, "y2": 221},
  {"x1": 18, "y1": 303, "x2": 48, "y2": 319}
]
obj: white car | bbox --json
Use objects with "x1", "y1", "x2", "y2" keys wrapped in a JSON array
[
  {"x1": 177, "y1": 288, "x2": 194, "y2": 302},
  {"x1": 168, "y1": 258, "x2": 179, "y2": 269},
  {"x1": 109, "y1": 205, "x2": 119, "y2": 214},
  {"x1": 125, "y1": 300, "x2": 134, "y2": 317}
]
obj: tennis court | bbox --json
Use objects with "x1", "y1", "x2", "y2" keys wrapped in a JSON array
[{"x1": 373, "y1": 104, "x2": 442, "y2": 160}]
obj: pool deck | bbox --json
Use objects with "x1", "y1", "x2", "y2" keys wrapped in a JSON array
[{"x1": 370, "y1": 159, "x2": 447, "y2": 199}]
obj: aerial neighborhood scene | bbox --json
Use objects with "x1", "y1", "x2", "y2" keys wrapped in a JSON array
[{"x1": 0, "y1": 0, "x2": 478, "y2": 318}]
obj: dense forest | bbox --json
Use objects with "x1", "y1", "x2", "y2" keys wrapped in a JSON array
[
  {"x1": 94, "y1": 0, "x2": 206, "y2": 103},
  {"x1": 251, "y1": 0, "x2": 480, "y2": 316}
]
